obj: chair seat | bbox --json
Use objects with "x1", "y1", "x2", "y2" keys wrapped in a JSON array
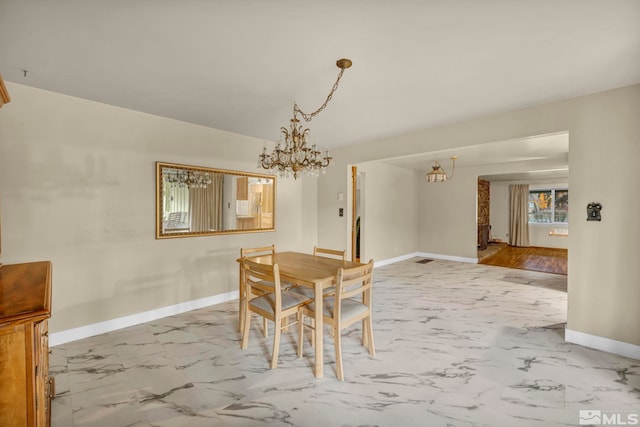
[
  {"x1": 306, "y1": 297, "x2": 368, "y2": 320},
  {"x1": 249, "y1": 290, "x2": 311, "y2": 315},
  {"x1": 280, "y1": 281, "x2": 295, "y2": 290},
  {"x1": 287, "y1": 285, "x2": 335, "y2": 298}
]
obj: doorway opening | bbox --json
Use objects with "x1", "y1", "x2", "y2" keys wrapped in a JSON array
[{"x1": 351, "y1": 166, "x2": 362, "y2": 262}]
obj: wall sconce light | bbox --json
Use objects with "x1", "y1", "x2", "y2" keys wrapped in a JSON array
[
  {"x1": 426, "y1": 156, "x2": 458, "y2": 183},
  {"x1": 0, "y1": 73, "x2": 11, "y2": 108}
]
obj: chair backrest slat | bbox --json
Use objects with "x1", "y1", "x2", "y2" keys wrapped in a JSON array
[
  {"x1": 339, "y1": 267, "x2": 372, "y2": 297},
  {"x1": 334, "y1": 259, "x2": 374, "y2": 318},
  {"x1": 242, "y1": 258, "x2": 281, "y2": 310},
  {"x1": 313, "y1": 246, "x2": 346, "y2": 261},
  {"x1": 243, "y1": 259, "x2": 279, "y2": 288},
  {"x1": 240, "y1": 245, "x2": 277, "y2": 299},
  {"x1": 241, "y1": 244, "x2": 276, "y2": 257}
]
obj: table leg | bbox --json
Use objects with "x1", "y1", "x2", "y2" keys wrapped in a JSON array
[
  {"x1": 238, "y1": 265, "x2": 245, "y2": 332},
  {"x1": 314, "y1": 283, "x2": 324, "y2": 378}
]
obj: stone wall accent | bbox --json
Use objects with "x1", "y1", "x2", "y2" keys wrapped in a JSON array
[
  {"x1": 477, "y1": 179, "x2": 491, "y2": 248},
  {"x1": 478, "y1": 179, "x2": 490, "y2": 225}
]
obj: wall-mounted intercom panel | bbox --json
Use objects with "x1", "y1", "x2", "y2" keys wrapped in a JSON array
[{"x1": 587, "y1": 202, "x2": 602, "y2": 221}]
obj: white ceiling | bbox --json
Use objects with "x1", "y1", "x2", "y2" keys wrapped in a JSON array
[
  {"x1": 1, "y1": 1, "x2": 639, "y2": 177},
  {"x1": 381, "y1": 132, "x2": 570, "y2": 181}
]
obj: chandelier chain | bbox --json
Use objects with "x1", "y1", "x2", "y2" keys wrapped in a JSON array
[{"x1": 294, "y1": 67, "x2": 346, "y2": 122}]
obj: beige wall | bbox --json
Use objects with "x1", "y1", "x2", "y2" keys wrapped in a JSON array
[
  {"x1": 567, "y1": 85, "x2": 640, "y2": 346},
  {"x1": 321, "y1": 83, "x2": 640, "y2": 347},
  {"x1": 354, "y1": 161, "x2": 419, "y2": 262},
  {"x1": 417, "y1": 166, "x2": 479, "y2": 259},
  {"x1": 0, "y1": 83, "x2": 313, "y2": 333}
]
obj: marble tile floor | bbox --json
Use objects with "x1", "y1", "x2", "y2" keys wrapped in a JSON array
[{"x1": 50, "y1": 258, "x2": 639, "y2": 427}]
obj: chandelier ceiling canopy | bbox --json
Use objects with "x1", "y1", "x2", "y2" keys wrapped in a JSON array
[
  {"x1": 425, "y1": 156, "x2": 458, "y2": 183},
  {"x1": 258, "y1": 58, "x2": 352, "y2": 179}
]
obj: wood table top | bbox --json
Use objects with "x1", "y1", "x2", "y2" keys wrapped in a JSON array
[{"x1": 240, "y1": 251, "x2": 363, "y2": 287}]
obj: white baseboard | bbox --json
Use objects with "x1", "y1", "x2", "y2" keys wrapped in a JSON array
[
  {"x1": 373, "y1": 253, "x2": 422, "y2": 268},
  {"x1": 565, "y1": 328, "x2": 640, "y2": 361},
  {"x1": 415, "y1": 252, "x2": 478, "y2": 264},
  {"x1": 374, "y1": 252, "x2": 477, "y2": 268},
  {"x1": 50, "y1": 290, "x2": 238, "y2": 347}
]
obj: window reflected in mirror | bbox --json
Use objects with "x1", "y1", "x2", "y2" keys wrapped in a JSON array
[{"x1": 156, "y1": 162, "x2": 276, "y2": 238}]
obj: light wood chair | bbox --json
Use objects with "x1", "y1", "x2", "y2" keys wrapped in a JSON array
[
  {"x1": 313, "y1": 246, "x2": 346, "y2": 261},
  {"x1": 239, "y1": 245, "x2": 276, "y2": 333},
  {"x1": 241, "y1": 258, "x2": 311, "y2": 369},
  {"x1": 289, "y1": 246, "x2": 347, "y2": 339},
  {"x1": 297, "y1": 259, "x2": 375, "y2": 381}
]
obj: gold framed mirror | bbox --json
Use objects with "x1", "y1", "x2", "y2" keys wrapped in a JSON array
[{"x1": 156, "y1": 162, "x2": 276, "y2": 239}]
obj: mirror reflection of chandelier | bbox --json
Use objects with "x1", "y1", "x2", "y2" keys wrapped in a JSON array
[
  {"x1": 165, "y1": 169, "x2": 213, "y2": 188},
  {"x1": 258, "y1": 58, "x2": 352, "y2": 179},
  {"x1": 425, "y1": 156, "x2": 458, "y2": 183}
]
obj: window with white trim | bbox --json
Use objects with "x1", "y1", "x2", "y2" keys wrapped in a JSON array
[{"x1": 528, "y1": 188, "x2": 568, "y2": 223}]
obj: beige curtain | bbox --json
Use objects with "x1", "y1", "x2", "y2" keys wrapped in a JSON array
[
  {"x1": 509, "y1": 184, "x2": 530, "y2": 247},
  {"x1": 189, "y1": 174, "x2": 224, "y2": 232},
  {"x1": 211, "y1": 174, "x2": 223, "y2": 230}
]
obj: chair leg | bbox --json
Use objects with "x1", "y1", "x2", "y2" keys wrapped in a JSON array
[
  {"x1": 238, "y1": 271, "x2": 244, "y2": 332},
  {"x1": 365, "y1": 316, "x2": 375, "y2": 357},
  {"x1": 241, "y1": 311, "x2": 251, "y2": 349},
  {"x1": 238, "y1": 296, "x2": 244, "y2": 332},
  {"x1": 362, "y1": 319, "x2": 367, "y2": 348},
  {"x1": 271, "y1": 318, "x2": 281, "y2": 369},
  {"x1": 334, "y1": 325, "x2": 344, "y2": 381},
  {"x1": 297, "y1": 311, "x2": 304, "y2": 357},
  {"x1": 308, "y1": 317, "x2": 318, "y2": 347},
  {"x1": 263, "y1": 317, "x2": 269, "y2": 337}
]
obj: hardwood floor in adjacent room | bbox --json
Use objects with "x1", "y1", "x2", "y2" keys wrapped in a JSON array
[{"x1": 479, "y1": 244, "x2": 568, "y2": 275}]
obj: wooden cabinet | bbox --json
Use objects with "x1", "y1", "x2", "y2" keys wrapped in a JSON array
[
  {"x1": 236, "y1": 176, "x2": 248, "y2": 200},
  {"x1": 236, "y1": 216, "x2": 258, "y2": 230},
  {"x1": 0, "y1": 261, "x2": 53, "y2": 427}
]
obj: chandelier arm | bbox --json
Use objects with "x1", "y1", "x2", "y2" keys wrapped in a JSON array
[
  {"x1": 294, "y1": 67, "x2": 347, "y2": 122},
  {"x1": 447, "y1": 157, "x2": 457, "y2": 179}
]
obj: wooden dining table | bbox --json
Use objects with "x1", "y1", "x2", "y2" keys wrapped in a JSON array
[{"x1": 238, "y1": 251, "x2": 364, "y2": 378}]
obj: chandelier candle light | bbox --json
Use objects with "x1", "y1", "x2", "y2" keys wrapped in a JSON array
[
  {"x1": 258, "y1": 58, "x2": 352, "y2": 179},
  {"x1": 165, "y1": 169, "x2": 213, "y2": 188},
  {"x1": 425, "y1": 156, "x2": 458, "y2": 183}
]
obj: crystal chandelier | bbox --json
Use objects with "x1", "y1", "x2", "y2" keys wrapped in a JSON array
[
  {"x1": 258, "y1": 58, "x2": 352, "y2": 179},
  {"x1": 425, "y1": 156, "x2": 458, "y2": 183},
  {"x1": 165, "y1": 169, "x2": 213, "y2": 188}
]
